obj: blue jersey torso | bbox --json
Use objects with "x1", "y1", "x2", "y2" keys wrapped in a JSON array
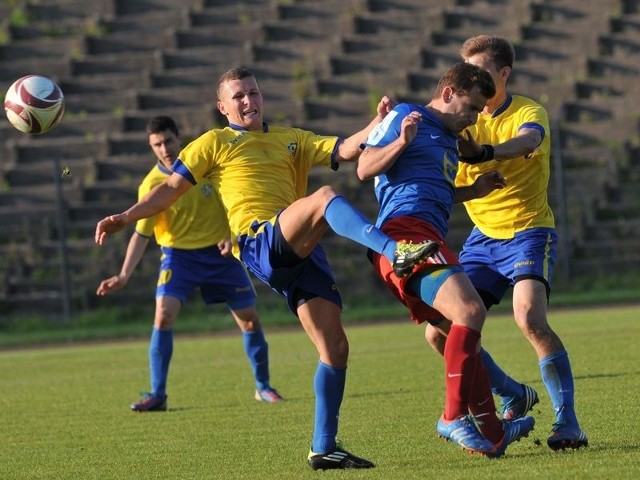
[{"x1": 365, "y1": 103, "x2": 459, "y2": 238}]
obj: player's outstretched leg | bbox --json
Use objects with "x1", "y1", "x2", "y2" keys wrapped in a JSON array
[
  {"x1": 323, "y1": 194, "x2": 439, "y2": 278},
  {"x1": 392, "y1": 240, "x2": 439, "y2": 277}
]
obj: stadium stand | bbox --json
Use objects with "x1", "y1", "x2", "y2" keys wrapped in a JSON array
[{"x1": 1, "y1": 0, "x2": 639, "y2": 318}]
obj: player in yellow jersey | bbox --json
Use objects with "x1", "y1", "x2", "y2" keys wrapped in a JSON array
[
  {"x1": 96, "y1": 116, "x2": 283, "y2": 412},
  {"x1": 424, "y1": 36, "x2": 588, "y2": 450},
  {"x1": 95, "y1": 68, "x2": 437, "y2": 470}
]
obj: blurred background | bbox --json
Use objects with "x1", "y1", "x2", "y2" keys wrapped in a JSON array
[{"x1": 1, "y1": 0, "x2": 639, "y2": 325}]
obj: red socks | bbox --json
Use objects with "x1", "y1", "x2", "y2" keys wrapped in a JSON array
[
  {"x1": 443, "y1": 325, "x2": 480, "y2": 420},
  {"x1": 442, "y1": 324, "x2": 503, "y2": 442}
]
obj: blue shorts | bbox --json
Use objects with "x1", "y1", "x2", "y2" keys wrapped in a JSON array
[
  {"x1": 459, "y1": 227, "x2": 557, "y2": 304},
  {"x1": 238, "y1": 216, "x2": 342, "y2": 315},
  {"x1": 157, "y1": 246, "x2": 256, "y2": 310}
]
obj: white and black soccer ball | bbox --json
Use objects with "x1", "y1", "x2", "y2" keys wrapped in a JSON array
[{"x1": 4, "y1": 74, "x2": 65, "y2": 134}]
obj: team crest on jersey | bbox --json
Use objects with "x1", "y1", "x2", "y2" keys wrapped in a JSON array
[
  {"x1": 201, "y1": 184, "x2": 213, "y2": 197},
  {"x1": 287, "y1": 142, "x2": 297, "y2": 155},
  {"x1": 443, "y1": 150, "x2": 457, "y2": 183}
]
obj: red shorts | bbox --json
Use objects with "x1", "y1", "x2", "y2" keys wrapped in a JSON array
[{"x1": 371, "y1": 216, "x2": 459, "y2": 324}]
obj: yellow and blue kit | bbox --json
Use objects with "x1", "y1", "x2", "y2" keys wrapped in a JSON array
[
  {"x1": 456, "y1": 94, "x2": 557, "y2": 303},
  {"x1": 136, "y1": 160, "x2": 255, "y2": 307},
  {"x1": 175, "y1": 123, "x2": 342, "y2": 313}
]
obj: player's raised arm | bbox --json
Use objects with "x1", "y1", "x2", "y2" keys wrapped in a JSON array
[
  {"x1": 95, "y1": 172, "x2": 192, "y2": 245},
  {"x1": 335, "y1": 95, "x2": 395, "y2": 162}
]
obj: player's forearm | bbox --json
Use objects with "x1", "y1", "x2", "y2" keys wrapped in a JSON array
[
  {"x1": 357, "y1": 141, "x2": 407, "y2": 180},
  {"x1": 119, "y1": 233, "x2": 149, "y2": 280},
  {"x1": 454, "y1": 185, "x2": 477, "y2": 203},
  {"x1": 122, "y1": 182, "x2": 182, "y2": 225},
  {"x1": 494, "y1": 130, "x2": 541, "y2": 160}
]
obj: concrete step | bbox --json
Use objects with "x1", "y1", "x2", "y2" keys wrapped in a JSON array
[
  {"x1": 63, "y1": 90, "x2": 139, "y2": 114},
  {"x1": 60, "y1": 71, "x2": 151, "y2": 94},
  {"x1": 114, "y1": 0, "x2": 193, "y2": 16},
  {"x1": 8, "y1": 136, "x2": 109, "y2": 164},
  {"x1": 0, "y1": 58, "x2": 70, "y2": 83},
  {"x1": 122, "y1": 108, "x2": 216, "y2": 136},
  {"x1": 26, "y1": 0, "x2": 113, "y2": 19},
  {"x1": 86, "y1": 31, "x2": 177, "y2": 55},
  {"x1": 176, "y1": 24, "x2": 262, "y2": 49},
  {"x1": 71, "y1": 51, "x2": 162, "y2": 76},
  {"x1": 101, "y1": 10, "x2": 190, "y2": 33},
  {"x1": 4, "y1": 158, "x2": 95, "y2": 190},
  {"x1": 94, "y1": 155, "x2": 155, "y2": 182},
  {"x1": 162, "y1": 45, "x2": 251, "y2": 69},
  {"x1": 81, "y1": 180, "x2": 140, "y2": 203},
  {"x1": 67, "y1": 199, "x2": 137, "y2": 222},
  {"x1": 0, "y1": 37, "x2": 81, "y2": 61}
]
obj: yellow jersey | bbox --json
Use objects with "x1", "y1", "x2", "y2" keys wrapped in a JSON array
[
  {"x1": 135, "y1": 161, "x2": 229, "y2": 249},
  {"x1": 456, "y1": 94, "x2": 555, "y2": 239},
  {"x1": 176, "y1": 124, "x2": 338, "y2": 256}
]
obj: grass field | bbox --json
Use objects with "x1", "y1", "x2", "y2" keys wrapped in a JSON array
[{"x1": 1, "y1": 305, "x2": 639, "y2": 479}]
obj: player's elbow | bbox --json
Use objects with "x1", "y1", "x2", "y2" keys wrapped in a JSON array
[{"x1": 356, "y1": 163, "x2": 373, "y2": 181}]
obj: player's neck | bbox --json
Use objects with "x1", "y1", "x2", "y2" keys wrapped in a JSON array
[{"x1": 485, "y1": 91, "x2": 508, "y2": 115}]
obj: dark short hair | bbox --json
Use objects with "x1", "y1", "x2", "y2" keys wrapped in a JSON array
[
  {"x1": 146, "y1": 116, "x2": 179, "y2": 137},
  {"x1": 460, "y1": 35, "x2": 515, "y2": 70},
  {"x1": 433, "y1": 62, "x2": 496, "y2": 101},
  {"x1": 216, "y1": 67, "x2": 258, "y2": 99}
]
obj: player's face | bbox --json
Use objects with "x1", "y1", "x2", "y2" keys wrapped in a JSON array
[
  {"x1": 217, "y1": 76, "x2": 264, "y2": 131},
  {"x1": 465, "y1": 53, "x2": 508, "y2": 97},
  {"x1": 441, "y1": 85, "x2": 487, "y2": 133},
  {"x1": 148, "y1": 130, "x2": 181, "y2": 169}
]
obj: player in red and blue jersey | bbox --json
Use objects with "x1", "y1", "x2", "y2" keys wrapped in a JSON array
[
  {"x1": 95, "y1": 68, "x2": 437, "y2": 470},
  {"x1": 96, "y1": 116, "x2": 283, "y2": 412},
  {"x1": 425, "y1": 36, "x2": 588, "y2": 451},
  {"x1": 359, "y1": 62, "x2": 534, "y2": 457}
]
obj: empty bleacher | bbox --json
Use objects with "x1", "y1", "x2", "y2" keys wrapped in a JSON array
[{"x1": 1, "y1": 0, "x2": 639, "y2": 318}]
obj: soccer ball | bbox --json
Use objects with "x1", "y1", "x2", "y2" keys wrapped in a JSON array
[{"x1": 4, "y1": 75, "x2": 65, "y2": 134}]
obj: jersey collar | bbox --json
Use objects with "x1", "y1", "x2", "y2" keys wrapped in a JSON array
[
  {"x1": 492, "y1": 94, "x2": 512, "y2": 118},
  {"x1": 157, "y1": 160, "x2": 174, "y2": 175},
  {"x1": 229, "y1": 122, "x2": 269, "y2": 132}
]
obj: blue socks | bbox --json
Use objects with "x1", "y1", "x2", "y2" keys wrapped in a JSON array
[
  {"x1": 480, "y1": 349, "x2": 523, "y2": 399},
  {"x1": 312, "y1": 361, "x2": 346, "y2": 454},
  {"x1": 540, "y1": 349, "x2": 578, "y2": 426},
  {"x1": 324, "y1": 195, "x2": 396, "y2": 260},
  {"x1": 243, "y1": 329, "x2": 270, "y2": 390},
  {"x1": 149, "y1": 327, "x2": 173, "y2": 398}
]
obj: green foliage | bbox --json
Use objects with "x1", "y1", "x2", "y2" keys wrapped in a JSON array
[
  {"x1": 292, "y1": 62, "x2": 312, "y2": 100},
  {"x1": 8, "y1": 8, "x2": 29, "y2": 27},
  {"x1": 1, "y1": 306, "x2": 639, "y2": 479}
]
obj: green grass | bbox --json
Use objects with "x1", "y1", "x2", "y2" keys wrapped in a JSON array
[{"x1": 1, "y1": 305, "x2": 639, "y2": 479}]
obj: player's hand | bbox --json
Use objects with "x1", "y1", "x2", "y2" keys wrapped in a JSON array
[
  {"x1": 457, "y1": 129, "x2": 483, "y2": 157},
  {"x1": 473, "y1": 170, "x2": 506, "y2": 198},
  {"x1": 400, "y1": 111, "x2": 421, "y2": 144},
  {"x1": 217, "y1": 238, "x2": 232, "y2": 257},
  {"x1": 95, "y1": 214, "x2": 127, "y2": 245},
  {"x1": 376, "y1": 95, "x2": 396, "y2": 119},
  {"x1": 96, "y1": 275, "x2": 126, "y2": 296}
]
